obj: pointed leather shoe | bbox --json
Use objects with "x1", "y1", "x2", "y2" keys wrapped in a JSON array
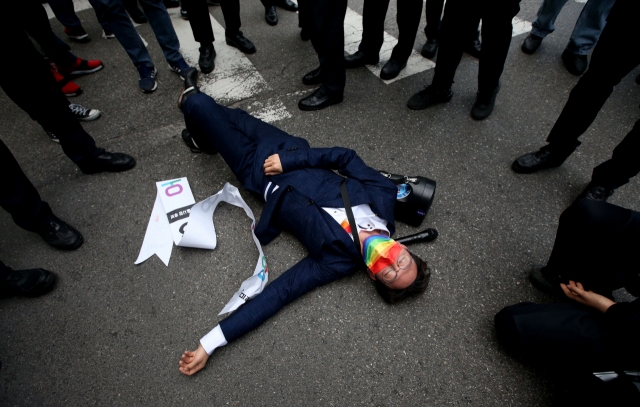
[
  {"x1": 298, "y1": 87, "x2": 343, "y2": 111},
  {"x1": 178, "y1": 68, "x2": 199, "y2": 110},
  {"x1": 380, "y1": 58, "x2": 407, "y2": 80},
  {"x1": 407, "y1": 85, "x2": 453, "y2": 110},
  {"x1": 302, "y1": 67, "x2": 324, "y2": 85},
  {"x1": 574, "y1": 182, "x2": 615, "y2": 204},
  {"x1": 79, "y1": 151, "x2": 136, "y2": 174},
  {"x1": 198, "y1": 43, "x2": 216, "y2": 74},
  {"x1": 511, "y1": 147, "x2": 566, "y2": 174},
  {"x1": 0, "y1": 268, "x2": 56, "y2": 297},
  {"x1": 265, "y1": 6, "x2": 278, "y2": 26},
  {"x1": 277, "y1": 0, "x2": 298, "y2": 11},
  {"x1": 225, "y1": 31, "x2": 256, "y2": 54},
  {"x1": 562, "y1": 50, "x2": 588, "y2": 76},
  {"x1": 38, "y1": 216, "x2": 83, "y2": 250},
  {"x1": 344, "y1": 51, "x2": 379, "y2": 69},
  {"x1": 421, "y1": 39, "x2": 439, "y2": 59},
  {"x1": 521, "y1": 33, "x2": 543, "y2": 54}
]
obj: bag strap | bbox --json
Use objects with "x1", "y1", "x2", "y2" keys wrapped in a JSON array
[{"x1": 340, "y1": 180, "x2": 365, "y2": 267}]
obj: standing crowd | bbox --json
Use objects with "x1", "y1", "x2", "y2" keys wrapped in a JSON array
[{"x1": 1, "y1": 0, "x2": 639, "y2": 405}]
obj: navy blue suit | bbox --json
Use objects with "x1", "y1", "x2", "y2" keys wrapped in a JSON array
[{"x1": 182, "y1": 93, "x2": 398, "y2": 343}]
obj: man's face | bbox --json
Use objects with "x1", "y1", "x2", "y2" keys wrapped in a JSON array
[{"x1": 367, "y1": 245, "x2": 418, "y2": 290}]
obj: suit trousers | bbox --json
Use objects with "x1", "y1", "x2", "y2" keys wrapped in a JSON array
[
  {"x1": 431, "y1": 0, "x2": 520, "y2": 94},
  {"x1": 298, "y1": 0, "x2": 348, "y2": 96},
  {"x1": 545, "y1": 0, "x2": 640, "y2": 189},
  {"x1": 181, "y1": 0, "x2": 242, "y2": 43},
  {"x1": 22, "y1": 0, "x2": 77, "y2": 67},
  {"x1": 358, "y1": 0, "x2": 423, "y2": 62},
  {"x1": 0, "y1": 13, "x2": 101, "y2": 166},
  {"x1": 0, "y1": 139, "x2": 54, "y2": 234},
  {"x1": 544, "y1": 200, "x2": 640, "y2": 297}
]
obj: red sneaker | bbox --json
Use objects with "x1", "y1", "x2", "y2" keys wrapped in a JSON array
[
  {"x1": 55, "y1": 57, "x2": 103, "y2": 76},
  {"x1": 50, "y1": 64, "x2": 83, "y2": 97}
]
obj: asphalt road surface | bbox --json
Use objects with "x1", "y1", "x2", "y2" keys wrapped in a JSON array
[{"x1": 1, "y1": 0, "x2": 638, "y2": 405}]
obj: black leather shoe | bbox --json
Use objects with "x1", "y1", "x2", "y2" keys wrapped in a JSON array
[
  {"x1": 407, "y1": 85, "x2": 453, "y2": 110},
  {"x1": 265, "y1": 6, "x2": 278, "y2": 26},
  {"x1": 464, "y1": 38, "x2": 481, "y2": 59},
  {"x1": 198, "y1": 43, "x2": 215, "y2": 74},
  {"x1": 298, "y1": 87, "x2": 343, "y2": 111},
  {"x1": 178, "y1": 68, "x2": 199, "y2": 110},
  {"x1": 0, "y1": 268, "x2": 56, "y2": 297},
  {"x1": 79, "y1": 152, "x2": 137, "y2": 174},
  {"x1": 471, "y1": 83, "x2": 500, "y2": 120},
  {"x1": 180, "y1": 6, "x2": 188, "y2": 19},
  {"x1": 521, "y1": 33, "x2": 543, "y2": 54},
  {"x1": 276, "y1": 0, "x2": 298, "y2": 11},
  {"x1": 225, "y1": 31, "x2": 256, "y2": 54},
  {"x1": 302, "y1": 67, "x2": 324, "y2": 85},
  {"x1": 529, "y1": 266, "x2": 563, "y2": 297},
  {"x1": 380, "y1": 58, "x2": 407, "y2": 80},
  {"x1": 421, "y1": 38, "x2": 439, "y2": 59},
  {"x1": 574, "y1": 182, "x2": 615, "y2": 204},
  {"x1": 511, "y1": 147, "x2": 567, "y2": 174},
  {"x1": 562, "y1": 50, "x2": 588, "y2": 75},
  {"x1": 344, "y1": 51, "x2": 379, "y2": 69},
  {"x1": 38, "y1": 216, "x2": 83, "y2": 250}
]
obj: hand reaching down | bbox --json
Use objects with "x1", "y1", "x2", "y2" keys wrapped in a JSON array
[
  {"x1": 561, "y1": 280, "x2": 616, "y2": 313},
  {"x1": 179, "y1": 344, "x2": 209, "y2": 376},
  {"x1": 264, "y1": 154, "x2": 283, "y2": 176}
]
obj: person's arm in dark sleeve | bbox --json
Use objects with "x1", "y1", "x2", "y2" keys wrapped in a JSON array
[{"x1": 603, "y1": 298, "x2": 640, "y2": 365}]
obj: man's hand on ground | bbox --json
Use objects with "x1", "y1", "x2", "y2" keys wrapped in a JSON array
[
  {"x1": 560, "y1": 280, "x2": 615, "y2": 313},
  {"x1": 179, "y1": 344, "x2": 210, "y2": 376},
  {"x1": 264, "y1": 154, "x2": 283, "y2": 175}
]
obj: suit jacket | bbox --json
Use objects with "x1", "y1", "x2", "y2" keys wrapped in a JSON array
[{"x1": 219, "y1": 144, "x2": 398, "y2": 343}]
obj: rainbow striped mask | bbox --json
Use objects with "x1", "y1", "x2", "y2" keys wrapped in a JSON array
[{"x1": 363, "y1": 235, "x2": 402, "y2": 274}]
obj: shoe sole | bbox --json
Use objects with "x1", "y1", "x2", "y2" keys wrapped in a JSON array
[
  {"x1": 298, "y1": 96, "x2": 343, "y2": 111},
  {"x1": 64, "y1": 89, "x2": 83, "y2": 97},
  {"x1": 67, "y1": 35, "x2": 90, "y2": 43},
  {"x1": 407, "y1": 93, "x2": 453, "y2": 110},
  {"x1": 67, "y1": 65, "x2": 104, "y2": 76},
  {"x1": 77, "y1": 112, "x2": 101, "y2": 122}
]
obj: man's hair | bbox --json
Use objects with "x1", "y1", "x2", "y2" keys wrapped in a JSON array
[{"x1": 374, "y1": 252, "x2": 431, "y2": 304}]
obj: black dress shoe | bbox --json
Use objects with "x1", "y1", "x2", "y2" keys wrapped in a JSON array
[
  {"x1": 79, "y1": 152, "x2": 137, "y2": 174},
  {"x1": 521, "y1": 33, "x2": 543, "y2": 54},
  {"x1": 164, "y1": 0, "x2": 179, "y2": 8},
  {"x1": 470, "y1": 83, "x2": 500, "y2": 120},
  {"x1": 178, "y1": 68, "x2": 199, "y2": 110},
  {"x1": 344, "y1": 51, "x2": 379, "y2": 69},
  {"x1": 529, "y1": 266, "x2": 563, "y2": 298},
  {"x1": 380, "y1": 58, "x2": 407, "y2": 80},
  {"x1": 180, "y1": 6, "x2": 188, "y2": 20},
  {"x1": 421, "y1": 38, "x2": 439, "y2": 59},
  {"x1": 407, "y1": 85, "x2": 453, "y2": 110},
  {"x1": 562, "y1": 50, "x2": 588, "y2": 75},
  {"x1": 265, "y1": 6, "x2": 278, "y2": 25},
  {"x1": 225, "y1": 31, "x2": 256, "y2": 54},
  {"x1": 464, "y1": 38, "x2": 481, "y2": 59},
  {"x1": 302, "y1": 67, "x2": 324, "y2": 85},
  {"x1": 0, "y1": 268, "x2": 56, "y2": 297},
  {"x1": 276, "y1": 0, "x2": 298, "y2": 11},
  {"x1": 298, "y1": 87, "x2": 343, "y2": 111},
  {"x1": 198, "y1": 43, "x2": 215, "y2": 74},
  {"x1": 511, "y1": 147, "x2": 567, "y2": 174},
  {"x1": 574, "y1": 182, "x2": 615, "y2": 204},
  {"x1": 38, "y1": 216, "x2": 83, "y2": 250}
]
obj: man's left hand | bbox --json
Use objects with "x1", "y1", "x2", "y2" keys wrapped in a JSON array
[
  {"x1": 264, "y1": 154, "x2": 283, "y2": 176},
  {"x1": 560, "y1": 280, "x2": 615, "y2": 313}
]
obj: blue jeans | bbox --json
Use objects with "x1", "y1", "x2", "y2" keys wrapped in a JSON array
[
  {"x1": 531, "y1": 0, "x2": 616, "y2": 55},
  {"x1": 94, "y1": 0, "x2": 184, "y2": 67}
]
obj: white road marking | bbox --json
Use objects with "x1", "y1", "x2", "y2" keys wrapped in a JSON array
[
  {"x1": 511, "y1": 17, "x2": 532, "y2": 37},
  {"x1": 248, "y1": 99, "x2": 292, "y2": 123},
  {"x1": 344, "y1": 7, "x2": 435, "y2": 84},
  {"x1": 44, "y1": 0, "x2": 92, "y2": 19}
]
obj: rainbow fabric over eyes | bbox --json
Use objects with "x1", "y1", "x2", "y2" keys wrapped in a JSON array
[{"x1": 363, "y1": 235, "x2": 402, "y2": 274}]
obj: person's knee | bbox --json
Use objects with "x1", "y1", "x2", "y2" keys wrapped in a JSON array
[{"x1": 494, "y1": 303, "x2": 531, "y2": 355}]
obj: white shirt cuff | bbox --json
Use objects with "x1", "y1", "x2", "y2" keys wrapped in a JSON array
[{"x1": 200, "y1": 325, "x2": 228, "y2": 355}]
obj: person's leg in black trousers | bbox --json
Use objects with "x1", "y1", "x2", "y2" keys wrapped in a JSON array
[
  {"x1": 260, "y1": 0, "x2": 298, "y2": 26},
  {"x1": 540, "y1": 200, "x2": 640, "y2": 297},
  {"x1": 298, "y1": 0, "x2": 348, "y2": 111},
  {"x1": 512, "y1": 0, "x2": 640, "y2": 175},
  {"x1": 0, "y1": 138, "x2": 83, "y2": 250},
  {"x1": 346, "y1": 0, "x2": 423, "y2": 80},
  {"x1": 589, "y1": 118, "x2": 640, "y2": 192},
  {"x1": 421, "y1": 0, "x2": 481, "y2": 60}
]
